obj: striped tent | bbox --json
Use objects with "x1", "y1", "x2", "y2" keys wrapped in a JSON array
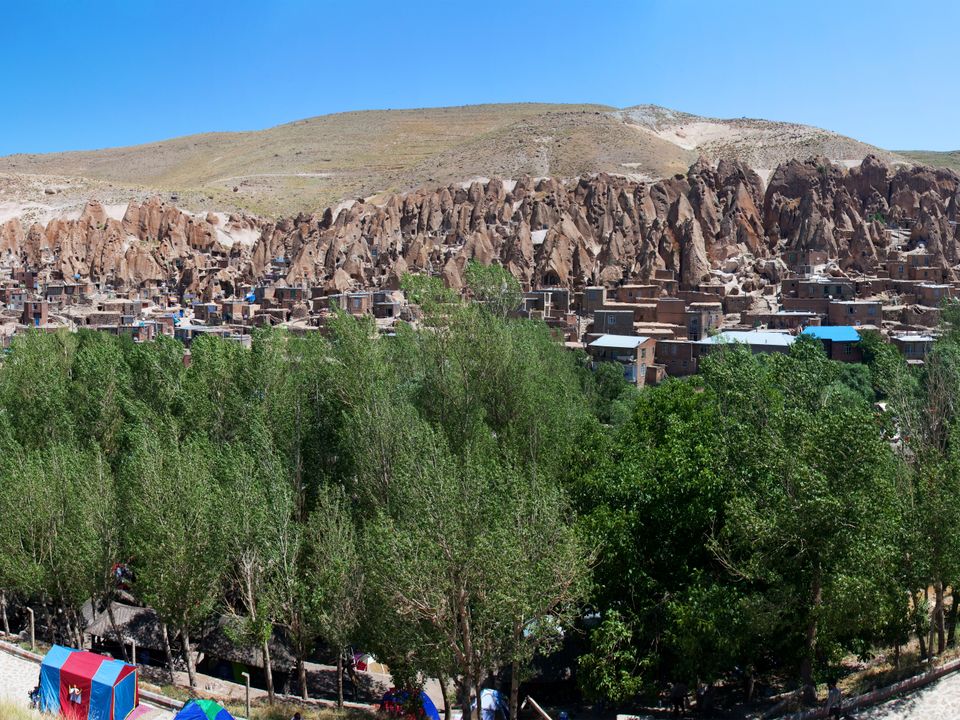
[{"x1": 40, "y1": 645, "x2": 138, "y2": 720}]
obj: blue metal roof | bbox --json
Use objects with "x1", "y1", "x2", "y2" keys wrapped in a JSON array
[{"x1": 802, "y1": 326, "x2": 861, "y2": 342}]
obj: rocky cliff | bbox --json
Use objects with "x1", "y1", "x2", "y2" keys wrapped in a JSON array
[{"x1": 1, "y1": 156, "x2": 958, "y2": 299}]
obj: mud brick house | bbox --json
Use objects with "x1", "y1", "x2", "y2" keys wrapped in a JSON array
[
  {"x1": 802, "y1": 326, "x2": 862, "y2": 362},
  {"x1": 783, "y1": 249, "x2": 828, "y2": 274},
  {"x1": 742, "y1": 310, "x2": 821, "y2": 330},
  {"x1": 523, "y1": 291, "x2": 553, "y2": 316},
  {"x1": 587, "y1": 334, "x2": 657, "y2": 387},
  {"x1": 273, "y1": 286, "x2": 305, "y2": 308},
  {"x1": 582, "y1": 286, "x2": 606, "y2": 313},
  {"x1": 222, "y1": 300, "x2": 255, "y2": 324},
  {"x1": 593, "y1": 309, "x2": 635, "y2": 335},
  {"x1": 373, "y1": 291, "x2": 404, "y2": 318},
  {"x1": 616, "y1": 284, "x2": 659, "y2": 303},
  {"x1": 339, "y1": 292, "x2": 374, "y2": 316},
  {"x1": 891, "y1": 333, "x2": 935, "y2": 363},
  {"x1": 795, "y1": 277, "x2": 856, "y2": 300},
  {"x1": 916, "y1": 283, "x2": 953, "y2": 306},
  {"x1": 694, "y1": 330, "x2": 796, "y2": 357},
  {"x1": 21, "y1": 299, "x2": 48, "y2": 327},
  {"x1": 827, "y1": 300, "x2": 881, "y2": 326},
  {"x1": 656, "y1": 297, "x2": 687, "y2": 328},
  {"x1": 685, "y1": 302, "x2": 723, "y2": 341},
  {"x1": 655, "y1": 339, "x2": 699, "y2": 377}
]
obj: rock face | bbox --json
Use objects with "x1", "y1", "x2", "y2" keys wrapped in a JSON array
[
  {"x1": 764, "y1": 156, "x2": 960, "y2": 272},
  {"x1": 1, "y1": 156, "x2": 958, "y2": 297}
]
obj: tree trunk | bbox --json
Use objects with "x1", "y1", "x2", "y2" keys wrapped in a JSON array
[
  {"x1": 0, "y1": 591, "x2": 9, "y2": 636},
  {"x1": 458, "y1": 678, "x2": 472, "y2": 720},
  {"x1": 799, "y1": 569, "x2": 822, "y2": 706},
  {"x1": 297, "y1": 651, "x2": 308, "y2": 701},
  {"x1": 457, "y1": 593, "x2": 479, "y2": 720},
  {"x1": 107, "y1": 603, "x2": 130, "y2": 662},
  {"x1": 894, "y1": 643, "x2": 900, "y2": 668},
  {"x1": 510, "y1": 660, "x2": 520, "y2": 720},
  {"x1": 438, "y1": 674, "x2": 452, "y2": 720},
  {"x1": 337, "y1": 652, "x2": 344, "y2": 709},
  {"x1": 262, "y1": 638, "x2": 275, "y2": 705},
  {"x1": 917, "y1": 589, "x2": 928, "y2": 660},
  {"x1": 474, "y1": 669, "x2": 484, "y2": 720},
  {"x1": 161, "y1": 623, "x2": 175, "y2": 682},
  {"x1": 70, "y1": 608, "x2": 84, "y2": 649},
  {"x1": 44, "y1": 604, "x2": 55, "y2": 644},
  {"x1": 948, "y1": 586, "x2": 958, "y2": 647},
  {"x1": 745, "y1": 673, "x2": 755, "y2": 703},
  {"x1": 935, "y1": 580, "x2": 946, "y2": 654},
  {"x1": 182, "y1": 625, "x2": 197, "y2": 689}
]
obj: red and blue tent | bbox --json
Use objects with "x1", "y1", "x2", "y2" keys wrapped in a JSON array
[{"x1": 40, "y1": 645, "x2": 138, "y2": 720}]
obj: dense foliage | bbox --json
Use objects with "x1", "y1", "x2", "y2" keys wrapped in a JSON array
[{"x1": 2, "y1": 279, "x2": 960, "y2": 712}]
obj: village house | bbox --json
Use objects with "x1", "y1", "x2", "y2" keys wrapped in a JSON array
[
  {"x1": 827, "y1": 300, "x2": 882, "y2": 326},
  {"x1": 891, "y1": 333, "x2": 935, "y2": 363},
  {"x1": 685, "y1": 302, "x2": 723, "y2": 341},
  {"x1": 694, "y1": 330, "x2": 796, "y2": 357},
  {"x1": 21, "y1": 299, "x2": 48, "y2": 327},
  {"x1": 655, "y1": 339, "x2": 699, "y2": 377},
  {"x1": 587, "y1": 334, "x2": 657, "y2": 387},
  {"x1": 802, "y1": 325, "x2": 863, "y2": 362}
]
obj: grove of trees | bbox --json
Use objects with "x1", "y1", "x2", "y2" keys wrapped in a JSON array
[{"x1": 2, "y1": 267, "x2": 960, "y2": 712}]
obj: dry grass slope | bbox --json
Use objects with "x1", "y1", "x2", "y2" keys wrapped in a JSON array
[
  {"x1": 0, "y1": 103, "x2": 921, "y2": 218},
  {"x1": 898, "y1": 150, "x2": 960, "y2": 173},
  {"x1": 0, "y1": 700, "x2": 41, "y2": 720}
]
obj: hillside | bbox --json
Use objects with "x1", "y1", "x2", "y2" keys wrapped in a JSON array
[
  {"x1": 0, "y1": 103, "x2": 915, "y2": 219},
  {"x1": 898, "y1": 149, "x2": 960, "y2": 173}
]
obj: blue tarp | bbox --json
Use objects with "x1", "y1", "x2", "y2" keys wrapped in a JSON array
[{"x1": 802, "y1": 326, "x2": 861, "y2": 343}]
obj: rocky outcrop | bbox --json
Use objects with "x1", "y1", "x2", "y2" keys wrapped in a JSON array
[
  {"x1": 1, "y1": 157, "x2": 958, "y2": 297},
  {"x1": 765, "y1": 156, "x2": 960, "y2": 275}
]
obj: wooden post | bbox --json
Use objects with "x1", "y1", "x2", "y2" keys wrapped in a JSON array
[
  {"x1": 241, "y1": 671, "x2": 251, "y2": 719},
  {"x1": 521, "y1": 696, "x2": 553, "y2": 720},
  {"x1": 27, "y1": 608, "x2": 35, "y2": 651},
  {"x1": 131, "y1": 640, "x2": 137, "y2": 665}
]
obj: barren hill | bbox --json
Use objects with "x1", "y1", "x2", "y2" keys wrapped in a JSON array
[{"x1": 0, "y1": 103, "x2": 915, "y2": 220}]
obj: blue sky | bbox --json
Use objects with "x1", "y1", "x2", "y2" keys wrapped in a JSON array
[{"x1": 1, "y1": 0, "x2": 955, "y2": 155}]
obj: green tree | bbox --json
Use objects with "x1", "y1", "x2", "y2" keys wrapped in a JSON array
[
  {"x1": 463, "y1": 261, "x2": 522, "y2": 317},
  {"x1": 122, "y1": 430, "x2": 226, "y2": 688}
]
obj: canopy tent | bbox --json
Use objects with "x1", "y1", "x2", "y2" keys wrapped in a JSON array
[
  {"x1": 40, "y1": 645, "x2": 138, "y2": 720},
  {"x1": 380, "y1": 688, "x2": 441, "y2": 720},
  {"x1": 173, "y1": 699, "x2": 235, "y2": 720}
]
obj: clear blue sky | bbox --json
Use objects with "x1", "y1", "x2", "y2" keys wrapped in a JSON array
[{"x1": 2, "y1": 0, "x2": 955, "y2": 155}]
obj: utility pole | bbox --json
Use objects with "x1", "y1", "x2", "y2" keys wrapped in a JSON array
[
  {"x1": 241, "y1": 671, "x2": 251, "y2": 719},
  {"x1": 27, "y1": 608, "x2": 35, "y2": 651}
]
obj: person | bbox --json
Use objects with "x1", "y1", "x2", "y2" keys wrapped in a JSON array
[
  {"x1": 669, "y1": 681, "x2": 687, "y2": 717},
  {"x1": 825, "y1": 680, "x2": 852, "y2": 719},
  {"x1": 28, "y1": 684, "x2": 41, "y2": 709}
]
